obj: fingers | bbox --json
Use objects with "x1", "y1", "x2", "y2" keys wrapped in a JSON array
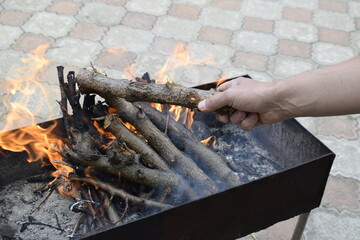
[
  {"x1": 215, "y1": 111, "x2": 260, "y2": 130},
  {"x1": 240, "y1": 113, "x2": 260, "y2": 131},
  {"x1": 229, "y1": 110, "x2": 247, "y2": 124},
  {"x1": 198, "y1": 91, "x2": 230, "y2": 112}
]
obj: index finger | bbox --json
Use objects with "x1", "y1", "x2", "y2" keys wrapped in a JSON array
[{"x1": 198, "y1": 91, "x2": 231, "y2": 113}]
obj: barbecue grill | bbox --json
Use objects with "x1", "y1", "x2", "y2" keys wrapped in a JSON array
[{"x1": 0, "y1": 82, "x2": 335, "y2": 240}]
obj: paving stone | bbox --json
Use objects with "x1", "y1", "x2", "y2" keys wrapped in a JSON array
[
  {"x1": 47, "y1": 0, "x2": 82, "y2": 16},
  {"x1": 318, "y1": 135, "x2": 360, "y2": 181},
  {"x1": 315, "y1": 116, "x2": 358, "y2": 140},
  {"x1": 312, "y1": 42, "x2": 356, "y2": 65},
  {"x1": 121, "y1": 12, "x2": 157, "y2": 30},
  {"x1": 133, "y1": 53, "x2": 167, "y2": 80},
  {"x1": 304, "y1": 208, "x2": 360, "y2": 240},
  {"x1": 12, "y1": 33, "x2": 54, "y2": 52},
  {"x1": 0, "y1": 25, "x2": 22, "y2": 50},
  {"x1": 321, "y1": 175, "x2": 360, "y2": 212},
  {"x1": 173, "y1": 0, "x2": 211, "y2": 6},
  {"x1": 173, "y1": 65, "x2": 221, "y2": 86},
  {"x1": 168, "y1": 3, "x2": 201, "y2": 20},
  {"x1": 319, "y1": 0, "x2": 347, "y2": 13},
  {"x1": 95, "y1": 0, "x2": 127, "y2": 5},
  {"x1": 351, "y1": 31, "x2": 360, "y2": 50},
  {"x1": 278, "y1": 39, "x2": 311, "y2": 58},
  {"x1": 77, "y1": 2, "x2": 125, "y2": 26},
  {"x1": 152, "y1": 16, "x2": 201, "y2": 42},
  {"x1": 275, "y1": 20, "x2": 318, "y2": 43},
  {"x1": 349, "y1": 2, "x2": 360, "y2": 18},
  {"x1": 0, "y1": 50, "x2": 27, "y2": 79},
  {"x1": 151, "y1": 37, "x2": 181, "y2": 56},
  {"x1": 242, "y1": 17, "x2": 274, "y2": 34},
  {"x1": 94, "y1": 67, "x2": 127, "y2": 80},
  {"x1": 198, "y1": 26, "x2": 232, "y2": 45},
  {"x1": 23, "y1": 12, "x2": 76, "y2": 38},
  {"x1": 241, "y1": 0, "x2": 283, "y2": 20},
  {"x1": 282, "y1": 7, "x2": 312, "y2": 22},
  {"x1": 233, "y1": 51, "x2": 268, "y2": 72},
  {"x1": 319, "y1": 28, "x2": 350, "y2": 45},
  {"x1": 37, "y1": 62, "x2": 80, "y2": 85},
  {"x1": 211, "y1": 0, "x2": 242, "y2": 10},
  {"x1": 3, "y1": 0, "x2": 52, "y2": 12},
  {"x1": 356, "y1": 18, "x2": 360, "y2": 30},
  {"x1": 231, "y1": 31, "x2": 278, "y2": 55},
  {"x1": 314, "y1": 10, "x2": 355, "y2": 32},
  {"x1": 94, "y1": 50, "x2": 137, "y2": 71},
  {"x1": 125, "y1": 0, "x2": 171, "y2": 16},
  {"x1": 187, "y1": 42, "x2": 235, "y2": 68},
  {"x1": 69, "y1": 23, "x2": 107, "y2": 41},
  {"x1": 220, "y1": 67, "x2": 248, "y2": 80},
  {"x1": 102, "y1": 25, "x2": 154, "y2": 53},
  {"x1": 46, "y1": 38, "x2": 103, "y2": 67},
  {"x1": 282, "y1": 0, "x2": 318, "y2": 10},
  {"x1": 271, "y1": 55, "x2": 316, "y2": 78},
  {"x1": 199, "y1": 7, "x2": 243, "y2": 30},
  {"x1": 244, "y1": 71, "x2": 273, "y2": 83},
  {"x1": 0, "y1": 10, "x2": 31, "y2": 26}
]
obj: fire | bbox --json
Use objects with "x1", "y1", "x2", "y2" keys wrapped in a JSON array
[
  {"x1": 215, "y1": 74, "x2": 229, "y2": 88},
  {"x1": 93, "y1": 121, "x2": 116, "y2": 139},
  {"x1": 0, "y1": 44, "x2": 73, "y2": 177},
  {"x1": 108, "y1": 46, "x2": 127, "y2": 55},
  {"x1": 201, "y1": 136, "x2": 216, "y2": 148}
]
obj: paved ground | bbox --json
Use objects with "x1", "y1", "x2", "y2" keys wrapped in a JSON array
[{"x1": 0, "y1": 0, "x2": 360, "y2": 239}]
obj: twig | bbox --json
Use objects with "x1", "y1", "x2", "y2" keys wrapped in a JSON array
[
  {"x1": 30, "y1": 187, "x2": 55, "y2": 215},
  {"x1": 20, "y1": 216, "x2": 63, "y2": 233}
]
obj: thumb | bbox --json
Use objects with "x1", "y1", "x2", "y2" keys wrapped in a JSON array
[{"x1": 198, "y1": 91, "x2": 231, "y2": 112}]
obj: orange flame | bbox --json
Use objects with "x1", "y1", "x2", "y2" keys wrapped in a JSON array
[
  {"x1": 201, "y1": 136, "x2": 212, "y2": 146},
  {"x1": 108, "y1": 46, "x2": 127, "y2": 55},
  {"x1": 0, "y1": 44, "x2": 73, "y2": 177},
  {"x1": 215, "y1": 74, "x2": 229, "y2": 88},
  {"x1": 93, "y1": 121, "x2": 116, "y2": 139}
]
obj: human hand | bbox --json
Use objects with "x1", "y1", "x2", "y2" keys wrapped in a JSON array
[{"x1": 198, "y1": 77, "x2": 287, "y2": 130}]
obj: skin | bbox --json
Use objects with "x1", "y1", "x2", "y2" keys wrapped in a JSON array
[{"x1": 198, "y1": 56, "x2": 360, "y2": 130}]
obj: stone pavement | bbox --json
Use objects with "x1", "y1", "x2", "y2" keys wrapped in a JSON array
[{"x1": 0, "y1": 0, "x2": 359, "y2": 239}]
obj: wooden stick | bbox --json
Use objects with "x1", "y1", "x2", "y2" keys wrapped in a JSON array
[
  {"x1": 105, "y1": 97, "x2": 217, "y2": 195},
  {"x1": 75, "y1": 69, "x2": 217, "y2": 110},
  {"x1": 137, "y1": 102, "x2": 241, "y2": 188}
]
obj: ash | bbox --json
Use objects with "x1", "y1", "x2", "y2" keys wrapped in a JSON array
[
  {"x1": 193, "y1": 121, "x2": 282, "y2": 184},
  {"x1": 0, "y1": 180, "x2": 76, "y2": 240}
]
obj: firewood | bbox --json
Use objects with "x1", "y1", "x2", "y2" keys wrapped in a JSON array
[
  {"x1": 137, "y1": 102, "x2": 241, "y2": 188},
  {"x1": 75, "y1": 69, "x2": 232, "y2": 113},
  {"x1": 105, "y1": 97, "x2": 218, "y2": 195}
]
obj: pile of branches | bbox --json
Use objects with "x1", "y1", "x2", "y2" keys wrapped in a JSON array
[{"x1": 49, "y1": 66, "x2": 241, "y2": 237}]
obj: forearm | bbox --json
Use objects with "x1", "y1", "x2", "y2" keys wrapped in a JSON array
[{"x1": 274, "y1": 56, "x2": 360, "y2": 119}]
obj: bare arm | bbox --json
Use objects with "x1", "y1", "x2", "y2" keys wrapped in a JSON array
[{"x1": 198, "y1": 56, "x2": 360, "y2": 130}]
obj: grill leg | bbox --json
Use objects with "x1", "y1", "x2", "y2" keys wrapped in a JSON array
[{"x1": 291, "y1": 212, "x2": 310, "y2": 240}]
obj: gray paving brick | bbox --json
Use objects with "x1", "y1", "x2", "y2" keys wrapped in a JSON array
[
  {"x1": 199, "y1": 7, "x2": 243, "y2": 30},
  {"x1": 153, "y1": 16, "x2": 201, "y2": 42},
  {"x1": 77, "y1": 2, "x2": 125, "y2": 26},
  {"x1": 102, "y1": 25, "x2": 154, "y2": 53},
  {"x1": 241, "y1": 0, "x2": 283, "y2": 20},
  {"x1": 282, "y1": 0, "x2": 318, "y2": 10},
  {"x1": 0, "y1": 49, "x2": 27, "y2": 79},
  {"x1": 351, "y1": 31, "x2": 360, "y2": 51},
  {"x1": 0, "y1": 25, "x2": 22, "y2": 50},
  {"x1": 231, "y1": 31, "x2": 278, "y2": 55},
  {"x1": 312, "y1": 42, "x2": 356, "y2": 65},
  {"x1": 275, "y1": 20, "x2": 318, "y2": 43},
  {"x1": 314, "y1": 10, "x2": 355, "y2": 32},
  {"x1": 46, "y1": 37, "x2": 103, "y2": 67},
  {"x1": 23, "y1": 12, "x2": 76, "y2": 38},
  {"x1": 3, "y1": 0, "x2": 52, "y2": 12},
  {"x1": 349, "y1": 2, "x2": 360, "y2": 18},
  {"x1": 125, "y1": 0, "x2": 171, "y2": 16},
  {"x1": 174, "y1": 0, "x2": 211, "y2": 6},
  {"x1": 270, "y1": 55, "x2": 316, "y2": 78}
]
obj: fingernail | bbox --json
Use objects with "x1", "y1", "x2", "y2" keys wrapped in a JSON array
[{"x1": 198, "y1": 100, "x2": 205, "y2": 111}]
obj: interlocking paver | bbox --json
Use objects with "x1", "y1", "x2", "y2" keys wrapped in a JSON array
[
  {"x1": 0, "y1": 25, "x2": 22, "y2": 50},
  {"x1": 278, "y1": 39, "x2": 311, "y2": 58},
  {"x1": 282, "y1": 0, "x2": 318, "y2": 10},
  {"x1": 198, "y1": 26, "x2": 232, "y2": 45},
  {"x1": 319, "y1": 0, "x2": 347, "y2": 13},
  {"x1": 242, "y1": 17, "x2": 274, "y2": 34},
  {"x1": 121, "y1": 12, "x2": 157, "y2": 30},
  {"x1": 47, "y1": 0, "x2": 82, "y2": 16},
  {"x1": 349, "y1": 2, "x2": 360, "y2": 18},
  {"x1": 275, "y1": 20, "x2": 318, "y2": 43},
  {"x1": 125, "y1": 0, "x2": 171, "y2": 16},
  {"x1": 312, "y1": 42, "x2": 356, "y2": 65},
  {"x1": 94, "y1": 50, "x2": 137, "y2": 70},
  {"x1": 0, "y1": 10, "x2": 31, "y2": 26},
  {"x1": 2, "y1": 0, "x2": 52, "y2": 12},
  {"x1": 314, "y1": 10, "x2": 355, "y2": 32},
  {"x1": 211, "y1": 0, "x2": 242, "y2": 10},
  {"x1": 231, "y1": 31, "x2": 278, "y2": 55},
  {"x1": 168, "y1": 3, "x2": 201, "y2": 20},
  {"x1": 12, "y1": 33, "x2": 54, "y2": 52},
  {"x1": 102, "y1": 25, "x2": 155, "y2": 53},
  {"x1": 150, "y1": 37, "x2": 180, "y2": 56},
  {"x1": 270, "y1": 55, "x2": 316, "y2": 78},
  {"x1": 188, "y1": 42, "x2": 235, "y2": 67},
  {"x1": 233, "y1": 51, "x2": 268, "y2": 72},
  {"x1": 173, "y1": 0, "x2": 210, "y2": 6},
  {"x1": 172, "y1": 65, "x2": 221, "y2": 86},
  {"x1": 153, "y1": 16, "x2": 201, "y2": 42},
  {"x1": 46, "y1": 37, "x2": 103, "y2": 67},
  {"x1": 319, "y1": 28, "x2": 350, "y2": 45},
  {"x1": 199, "y1": 7, "x2": 243, "y2": 30},
  {"x1": 23, "y1": 12, "x2": 76, "y2": 38},
  {"x1": 133, "y1": 52, "x2": 167, "y2": 79},
  {"x1": 69, "y1": 23, "x2": 108, "y2": 41},
  {"x1": 77, "y1": 2, "x2": 125, "y2": 26},
  {"x1": 95, "y1": 0, "x2": 126, "y2": 6},
  {"x1": 282, "y1": 7, "x2": 312, "y2": 22},
  {"x1": 0, "y1": 49, "x2": 27, "y2": 79},
  {"x1": 241, "y1": 0, "x2": 283, "y2": 20},
  {"x1": 351, "y1": 31, "x2": 360, "y2": 50}
]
